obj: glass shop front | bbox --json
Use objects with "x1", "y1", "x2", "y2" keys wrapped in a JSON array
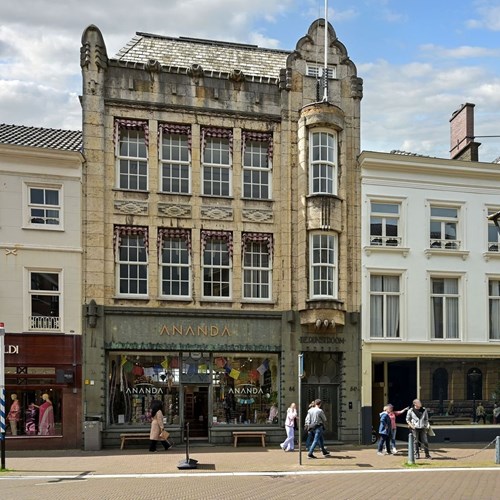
[{"x1": 107, "y1": 351, "x2": 279, "y2": 439}]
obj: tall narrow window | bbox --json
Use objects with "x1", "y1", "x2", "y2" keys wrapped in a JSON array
[
  {"x1": 202, "y1": 230, "x2": 232, "y2": 299},
  {"x1": 242, "y1": 233, "x2": 273, "y2": 300},
  {"x1": 115, "y1": 226, "x2": 148, "y2": 296},
  {"x1": 309, "y1": 130, "x2": 337, "y2": 195},
  {"x1": 29, "y1": 271, "x2": 60, "y2": 331},
  {"x1": 202, "y1": 128, "x2": 232, "y2": 196},
  {"x1": 115, "y1": 120, "x2": 148, "y2": 191},
  {"x1": 430, "y1": 206, "x2": 459, "y2": 249},
  {"x1": 431, "y1": 277, "x2": 459, "y2": 339},
  {"x1": 242, "y1": 131, "x2": 272, "y2": 199},
  {"x1": 310, "y1": 233, "x2": 337, "y2": 299},
  {"x1": 487, "y1": 209, "x2": 500, "y2": 252},
  {"x1": 159, "y1": 229, "x2": 191, "y2": 298},
  {"x1": 370, "y1": 202, "x2": 400, "y2": 246},
  {"x1": 489, "y1": 279, "x2": 500, "y2": 340},
  {"x1": 27, "y1": 186, "x2": 61, "y2": 227},
  {"x1": 370, "y1": 275, "x2": 400, "y2": 338},
  {"x1": 159, "y1": 124, "x2": 191, "y2": 194}
]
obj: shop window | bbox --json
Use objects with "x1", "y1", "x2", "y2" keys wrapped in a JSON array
[
  {"x1": 108, "y1": 353, "x2": 180, "y2": 426},
  {"x1": 4, "y1": 385, "x2": 62, "y2": 437},
  {"x1": 212, "y1": 353, "x2": 279, "y2": 425},
  {"x1": 29, "y1": 271, "x2": 61, "y2": 331}
]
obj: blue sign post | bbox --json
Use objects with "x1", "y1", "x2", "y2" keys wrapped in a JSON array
[{"x1": 0, "y1": 321, "x2": 6, "y2": 469}]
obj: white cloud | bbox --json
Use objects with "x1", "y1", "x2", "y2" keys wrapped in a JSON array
[{"x1": 420, "y1": 43, "x2": 500, "y2": 59}]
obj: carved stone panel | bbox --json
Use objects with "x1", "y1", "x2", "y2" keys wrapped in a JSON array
[
  {"x1": 242, "y1": 208, "x2": 274, "y2": 223},
  {"x1": 114, "y1": 200, "x2": 148, "y2": 215},
  {"x1": 201, "y1": 206, "x2": 233, "y2": 221},
  {"x1": 157, "y1": 203, "x2": 192, "y2": 218}
]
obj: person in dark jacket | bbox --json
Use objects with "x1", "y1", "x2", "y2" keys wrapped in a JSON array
[{"x1": 376, "y1": 405, "x2": 392, "y2": 455}]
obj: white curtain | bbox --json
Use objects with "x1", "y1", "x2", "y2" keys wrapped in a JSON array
[
  {"x1": 490, "y1": 280, "x2": 500, "y2": 339},
  {"x1": 370, "y1": 275, "x2": 399, "y2": 338}
]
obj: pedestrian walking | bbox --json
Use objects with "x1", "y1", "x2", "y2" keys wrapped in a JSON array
[
  {"x1": 376, "y1": 405, "x2": 391, "y2": 455},
  {"x1": 305, "y1": 399, "x2": 331, "y2": 459},
  {"x1": 406, "y1": 399, "x2": 431, "y2": 459},
  {"x1": 475, "y1": 402, "x2": 486, "y2": 424},
  {"x1": 280, "y1": 402, "x2": 297, "y2": 451},
  {"x1": 493, "y1": 402, "x2": 500, "y2": 424},
  {"x1": 149, "y1": 400, "x2": 171, "y2": 452},
  {"x1": 386, "y1": 403, "x2": 409, "y2": 454}
]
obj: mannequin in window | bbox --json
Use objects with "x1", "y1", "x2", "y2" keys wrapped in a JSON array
[
  {"x1": 25, "y1": 402, "x2": 39, "y2": 435},
  {"x1": 7, "y1": 393, "x2": 21, "y2": 435},
  {"x1": 39, "y1": 393, "x2": 55, "y2": 436}
]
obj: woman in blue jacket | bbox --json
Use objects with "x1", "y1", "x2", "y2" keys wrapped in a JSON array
[{"x1": 377, "y1": 405, "x2": 392, "y2": 455}]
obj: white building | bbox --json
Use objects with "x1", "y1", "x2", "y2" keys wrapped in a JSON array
[
  {"x1": 359, "y1": 107, "x2": 500, "y2": 434},
  {"x1": 0, "y1": 124, "x2": 84, "y2": 449}
]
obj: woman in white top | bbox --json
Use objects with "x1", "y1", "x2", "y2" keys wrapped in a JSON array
[{"x1": 280, "y1": 403, "x2": 297, "y2": 452}]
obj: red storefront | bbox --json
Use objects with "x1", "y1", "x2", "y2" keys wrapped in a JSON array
[{"x1": 3, "y1": 333, "x2": 82, "y2": 450}]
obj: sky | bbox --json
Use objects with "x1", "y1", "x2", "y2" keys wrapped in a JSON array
[{"x1": 1, "y1": 0, "x2": 500, "y2": 161}]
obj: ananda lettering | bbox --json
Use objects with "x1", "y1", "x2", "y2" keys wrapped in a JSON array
[
  {"x1": 160, "y1": 324, "x2": 233, "y2": 337},
  {"x1": 299, "y1": 336, "x2": 345, "y2": 344},
  {"x1": 125, "y1": 384, "x2": 164, "y2": 395},
  {"x1": 228, "y1": 387, "x2": 264, "y2": 395}
]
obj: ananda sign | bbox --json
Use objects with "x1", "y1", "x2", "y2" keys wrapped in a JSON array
[
  {"x1": 228, "y1": 386, "x2": 264, "y2": 395},
  {"x1": 125, "y1": 384, "x2": 163, "y2": 395},
  {"x1": 160, "y1": 324, "x2": 233, "y2": 337}
]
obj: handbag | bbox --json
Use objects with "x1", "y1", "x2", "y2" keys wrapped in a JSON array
[
  {"x1": 427, "y1": 425, "x2": 435, "y2": 437},
  {"x1": 160, "y1": 429, "x2": 170, "y2": 440}
]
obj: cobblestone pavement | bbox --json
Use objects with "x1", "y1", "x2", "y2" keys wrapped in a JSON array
[{"x1": 1, "y1": 442, "x2": 499, "y2": 499}]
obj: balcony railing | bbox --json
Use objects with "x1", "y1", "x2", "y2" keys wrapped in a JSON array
[
  {"x1": 30, "y1": 315, "x2": 60, "y2": 331},
  {"x1": 429, "y1": 239, "x2": 460, "y2": 250},
  {"x1": 369, "y1": 236, "x2": 401, "y2": 247}
]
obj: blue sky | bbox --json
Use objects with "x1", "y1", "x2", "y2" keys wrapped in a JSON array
[{"x1": 1, "y1": 0, "x2": 500, "y2": 161}]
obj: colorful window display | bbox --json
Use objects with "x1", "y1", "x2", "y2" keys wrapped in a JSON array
[
  {"x1": 108, "y1": 353, "x2": 180, "y2": 425},
  {"x1": 4, "y1": 389, "x2": 62, "y2": 437},
  {"x1": 212, "y1": 354, "x2": 279, "y2": 425}
]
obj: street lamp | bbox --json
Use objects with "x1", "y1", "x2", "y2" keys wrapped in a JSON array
[{"x1": 468, "y1": 369, "x2": 481, "y2": 424}]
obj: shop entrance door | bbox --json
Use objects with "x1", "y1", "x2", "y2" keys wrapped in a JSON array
[
  {"x1": 183, "y1": 385, "x2": 209, "y2": 439},
  {"x1": 301, "y1": 384, "x2": 339, "y2": 440}
]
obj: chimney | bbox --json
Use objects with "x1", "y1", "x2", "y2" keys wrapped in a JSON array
[{"x1": 449, "y1": 103, "x2": 480, "y2": 161}]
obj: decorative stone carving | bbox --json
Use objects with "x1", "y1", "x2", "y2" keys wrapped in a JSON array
[
  {"x1": 114, "y1": 200, "x2": 148, "y2": 215},
  {"x1": 350, "y1": 75, "x2": 363, "y2": 99},
  {"x1": 242, "y1": 209, "x2": 273, "y2": 223},
  {"x1": 230, "y1": 69, "x2": 245, "y2": 82},
  {"x1": 201, "y1": 206, "x2": 233, "y2": 221},
  {"x1": 158, "y1": 203, "x2": 192, "y2": 218}
]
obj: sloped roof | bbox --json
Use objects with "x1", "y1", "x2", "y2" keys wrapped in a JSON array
[
  {"x1": 0, "y1": 124, "x2": 82, "y2": 152},
  {"x1": 114, "y1": 33, "x2": 291, "y2": 80}
]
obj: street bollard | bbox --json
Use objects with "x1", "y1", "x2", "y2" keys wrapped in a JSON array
[
  {"x1": 408, "y1": 432, "x2": 415, "y2": 464},
  {"x1": 496, "y1": 436, "x2": 500, "y2": 465}
]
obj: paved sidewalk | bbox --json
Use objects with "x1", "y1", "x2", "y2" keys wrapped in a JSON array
[{"x1": 1, "y1": 442, "x2": 499, "y2": 476}]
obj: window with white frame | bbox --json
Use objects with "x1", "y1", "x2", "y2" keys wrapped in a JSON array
[
  {"x1": 202, "y1": 230, "x2": 232, "y2": 298},
  {"x1": 115, "y1": 226, "x2": 148, "y2": 296},
  {"x1": 310, "y1": 233, "x2": 337, "y2": 299},
  {"x1": 431, "y1": 277, "x2": 459, "y2": 339},
  {"x1": 202, "y1": 128, "x2": 232, "y2": 196},
  {"x1": 429, "y1": 205, "x2": 460, "y2": 249},
  {"x1": 370, "y1": 275, "x2": 400, "y2": 338},
  {"x1": 27, "y1": 185, "x2": 61, "y2": 227},
  {"x1": 488, "y1": 279, "x2": 500, "y2": 340},
  {"x1": 487, "y1": 209, "x2": 500, "y2": 252},
  {"x1": 309, "y1": 130, "x2": 337, "y2": 195},
  {"x1": 159, "y1": 124, "x2": 191, "y2": 194},
  {"x1": 370, "y1": 201, "x2": 401, "y2": 246},
  {"x1": 159, "y1": 228, "x2": 191, "y2": 298},
  {"x1": 115, "y1": 120, "x2": 148, "y2": 191},
  {"x1": 242, "y1": 233, "x2": 273, "y2": 300},
  {"x1": 242, "y1": 131, "x2": 272, "y2": 199},
  {"x1": 29, "y1": 271, "x2": 60, "y2": 331}
]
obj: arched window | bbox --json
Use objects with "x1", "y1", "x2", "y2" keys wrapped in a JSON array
[
  {"x1": 466, "y1": 368, "x2": 483, "y2": 400},
  {"x1": 432, "y1": 368, "x2": 448, "y2": 401}
]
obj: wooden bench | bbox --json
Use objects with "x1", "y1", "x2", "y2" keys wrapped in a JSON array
[
  {"x1": 120, "y1": 432, "x2": 150, "y2": 450},
  {"x1": 232, "y1": 431, "x2": 266, "y2": 448}
]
